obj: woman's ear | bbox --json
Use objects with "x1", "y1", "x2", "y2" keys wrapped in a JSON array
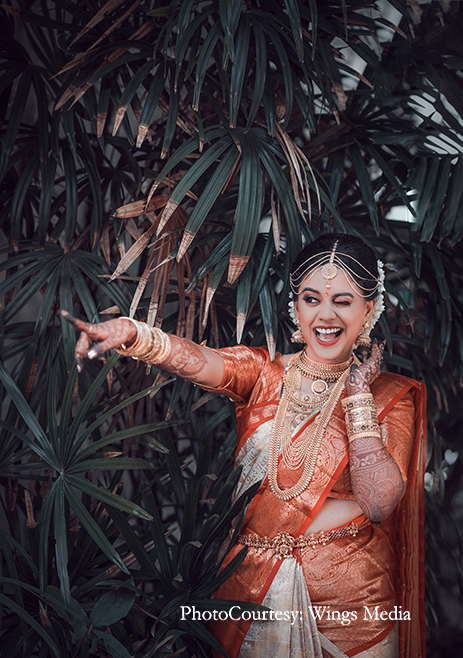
[{"x1": 365, "y1": 299, "x2": 376, "y2": 323}]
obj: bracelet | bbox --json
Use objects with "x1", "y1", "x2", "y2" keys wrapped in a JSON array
[
  {"x1": 342, "y1": 393, "x2": 381, "y2": 441},
  {"x1": 341, "y1": 393, "x2": 376, "y2": 413},
  {"x1": 115, "y1": 317, "x2": 171, "y2": 365},
  {"x1": 345, "y1": 408, "x2": 378, "y2": 424},
  {"x1": 346, "y1": 424, "x2": 381, "y2": 442}
]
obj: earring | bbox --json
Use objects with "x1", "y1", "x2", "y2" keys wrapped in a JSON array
[
  {"x1": 291, "y1": 320, "x2": 306, "y2": 344},
  {"x1": 355, "y1": 322, "x2": 371, "y2": 348}
]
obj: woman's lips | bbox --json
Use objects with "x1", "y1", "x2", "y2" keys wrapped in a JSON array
[{"x1": 313, "y1": 327, "x2": 343, "y2": 345}]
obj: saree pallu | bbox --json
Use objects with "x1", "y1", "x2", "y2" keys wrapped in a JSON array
[{"x1": 200, "y1": 346, "x2": 426, "y2": 658}]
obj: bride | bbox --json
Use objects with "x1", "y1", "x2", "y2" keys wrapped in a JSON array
[{"x1": 64, "y1": 232, "x2": 426, "y2": 658}]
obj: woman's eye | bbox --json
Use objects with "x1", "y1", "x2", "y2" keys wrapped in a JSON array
[
  {"x1": 335, "y1": 300, "x2": 350, "y2": 306},
  {"x1": 302, "y1": 295, "x2": 318, "y2": 304}
]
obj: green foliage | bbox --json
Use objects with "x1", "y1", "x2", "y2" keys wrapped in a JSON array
[{"x1": 1, "y1": 0, "x2": 463, "y2": 654}]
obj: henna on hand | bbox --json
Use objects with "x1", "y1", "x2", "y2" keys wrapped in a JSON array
[
  {"x1": 61, "y1": 311, "x2": 137, "y2": 372},
  {"x1": 349, "y1": 435, "x2": 405, "y2": 521},
  {"x1": 347, "y1": 340, "x2": 385, "y2": 396},
  {"x1": 63, "y1": 311, "x2": 224, "y2": 385},
  {"x1": 157, "y1": 334, "x2": 208, "y2": 379}
]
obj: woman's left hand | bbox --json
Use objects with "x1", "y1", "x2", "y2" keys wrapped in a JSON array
[{"x1": 346, "y1": 340, "x2": 385, "y2": 396}]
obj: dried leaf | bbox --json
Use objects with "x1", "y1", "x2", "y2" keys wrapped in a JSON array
[
  {"x1": 68, "y1": 0, "x2": 126, "y2": 49},
  {"x1": 110, "y1": 219, "x2": 159, "y2": 281},
  {"x1": 24, "y1": 490, "x2": 37, "y2": 528},
  {"x1": 271, "y1": 185, "x2": 281, "y2": 256},
  {"x1": 113, "y1": 107, "x2": 128, "y2": 136},
  {"x1": 113, "y1": 195, "x2": 169, "y2": 219},
  {"x1": 130, "y1": 249, "x2": 156, "y2": 319},
  {"x1": 156, "y1": 198, "x2": 180, "y2": 237},
  {"x1": 185, "y1": 292, "x2": 196, "y2": 341},
  {"x1": 25, "y1": 356, "x2": 40, "y2": 401},
  {"x1": 176, "y1": 229, "x2": 195, "y2": 261},
  {"x1": 175, "y1": 260, "x2": 186, "y2": 338},
  {"x1": 407, "y1": 0, "x2": 421, "y2": 24},
  {"x1": 100, "y1": 305, "x2": 121, "y2": 314},
  {"x1": 154, "y1": 258, "x2": 173, "y2": 328},
  {"x1": 39, "y1": 602, "x2": 52, "y2": 629},
  {"x1": 332, "y1": 82, "x2": 346, "y2": 111},
  {"x1": 236, "y1": 313, "x2": 246, "y2": 344},
  {"x1": 125, "y1": 217, "x2": 142, "y2": 241},
  {"x1": 136, "y1": 124, "x2": 150, "y2": 149},
  {"x1": 55, "y1": 85, "x2": 78, "y2": 110},
  {"x1": 198, "y1": 273, "x2": 211, "y2": 341},
  {"x1": 228, "y1": 255, "x2": 249, "y2": 285},
  {"x1": 79, "y1": 0, "x2": 141, "y2": 56},
  {"x1": 100, "y1": 225, "x2": 111, "y2": 266}
]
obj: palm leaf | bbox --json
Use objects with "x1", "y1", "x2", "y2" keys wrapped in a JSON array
[
  {"x1": 62, "y1": 478, "x2": 131, "y2": 574},
  {"x1": 0, "y1": 67, "x2": 32, "y2": 182},
  {"x1": 0, "y1": 593, "x2": 60, "y2": 657},
  {"x1": 229, "y1": 15, "x2": 251, "y2": 128}
]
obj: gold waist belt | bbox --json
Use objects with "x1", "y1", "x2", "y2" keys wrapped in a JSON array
[{"x1": 236, "y1": 519, "x2": 371, "y2": 560}]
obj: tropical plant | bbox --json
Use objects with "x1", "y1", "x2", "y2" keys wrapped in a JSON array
[{"x1": 1, "y1": 0, "x2": 463, "y2": 655}]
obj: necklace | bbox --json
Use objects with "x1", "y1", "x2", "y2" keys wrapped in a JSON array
[
  {"x1": 281, "y1": 364, "x2": 328, "y2": 470},
  {"x1": 267, "y1": 353, "x2": 357, "y2": 501},
  {"x1": 295, "y1": 350, "x2": 353, "y2": 394}
]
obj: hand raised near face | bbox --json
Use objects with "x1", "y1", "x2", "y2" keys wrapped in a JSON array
[
  {"x1": 346, "y1": 340, "x2": 386, "y2": 395},
  {"x1": 61, "y1": 311, "x2": 137, "y2": 373}
]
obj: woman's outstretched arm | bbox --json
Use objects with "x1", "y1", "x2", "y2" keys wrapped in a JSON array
[{"x1": 61, "y1": 312, "x2": 225, "y2": 388}]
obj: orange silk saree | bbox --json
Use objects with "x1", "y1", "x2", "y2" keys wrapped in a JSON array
[{"x1": 200, "y1": 346, "x2": 426, "y2": 658}]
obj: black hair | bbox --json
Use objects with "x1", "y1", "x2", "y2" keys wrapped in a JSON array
[{"x1": 290, "y1": 233, "x2": 379, "y2": 301}]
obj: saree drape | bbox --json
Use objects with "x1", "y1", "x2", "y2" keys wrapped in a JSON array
[{"x1": 200, "y1": 346, "x2": 426, "y2": 658}]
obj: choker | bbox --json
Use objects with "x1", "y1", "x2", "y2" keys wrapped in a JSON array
[{"x1": 294, "y1": 351, "x2": 353, "y2": 395}]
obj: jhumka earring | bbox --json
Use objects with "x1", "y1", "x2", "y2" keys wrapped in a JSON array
[
  {"x1": 291, "y1": 320, "x2": 306, "y2": 344},
  {"x1": 355, "y1": 321, "x2": 371, "y2": 348}
]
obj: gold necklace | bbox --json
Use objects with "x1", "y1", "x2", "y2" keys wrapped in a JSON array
[
  {"x1": 267, "y1": 354, "x2": 357, "y2": 501},
  {"x1": 295, "y1": 351, "x2": 353, "y2": 394},
  {"x1": 281, "y1": 364, "x2": 326, "y2": 470}
]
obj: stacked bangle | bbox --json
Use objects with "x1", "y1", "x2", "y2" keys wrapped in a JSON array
[
  {"x1": 341, "y1": 393, "x2": 381, "y2": 442},
  {"x1": 115, "y1": 317, "x2": 171, "y2": 365}
]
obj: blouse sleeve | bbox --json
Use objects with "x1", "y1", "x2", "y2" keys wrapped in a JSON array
[{"x1": 197, "y1": 345, "x2": 269, "y2": 403}]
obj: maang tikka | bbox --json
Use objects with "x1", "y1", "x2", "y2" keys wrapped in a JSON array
[{"x1": 320, "y1": 240, "x2": 339, "y2": 292}]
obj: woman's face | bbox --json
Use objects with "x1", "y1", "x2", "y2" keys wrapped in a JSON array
[{"x1": 294, "y1": 268, "x2": 375, "y2": 364}]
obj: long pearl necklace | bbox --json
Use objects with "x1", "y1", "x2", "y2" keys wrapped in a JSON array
[{"x1": 267, "y1": 351, "x2": 356, "y2": 501}]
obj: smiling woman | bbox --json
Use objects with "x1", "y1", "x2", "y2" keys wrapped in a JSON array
[
  {"x1": 294, "y1": 268, "x2": 375, "y2": 363},
  {"x1": 64, "y1": 233, "x2": 426, "y2": 658}
]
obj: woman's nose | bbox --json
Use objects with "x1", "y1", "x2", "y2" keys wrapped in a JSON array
[{"x1": 318, "y1": 301, "x2": 335, "y2": 321}]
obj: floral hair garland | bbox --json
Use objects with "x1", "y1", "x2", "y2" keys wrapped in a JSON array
[{"x1": 288, "y1": 260, "x2": 386, "y2": 337}]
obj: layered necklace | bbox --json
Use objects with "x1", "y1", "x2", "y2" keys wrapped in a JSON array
[
  {"x1": 267, "y1": 350, "x2": 356, "y2": 501},
  {"x1": 295, "y1": 350, "x2": 353, "y2": 394}
]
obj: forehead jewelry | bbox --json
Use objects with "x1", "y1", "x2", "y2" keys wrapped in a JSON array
[{"x1": 320, "y1": 240, "x2": 339, "y2": 294}]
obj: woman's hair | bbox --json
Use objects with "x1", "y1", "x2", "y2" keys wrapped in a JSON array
[{"x1": 290, "y1": 233, "x2": 379, "y2": 301}]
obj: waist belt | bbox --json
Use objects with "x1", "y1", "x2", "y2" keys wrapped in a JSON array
[{"x1": 236, "y1": 518, "x2": 371, "y2": 560}]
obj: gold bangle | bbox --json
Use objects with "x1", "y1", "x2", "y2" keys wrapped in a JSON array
[
  {"x1": 348, "y1": 429, "x2": 381, "y2": 442},
  {"x1": 347, "y1": 424, "x2": 380, "y2": 436},
  {"x1": 346, "y1": 416, "x2": 379, "y2": 431},
  {"x1": 345, "y1": 409, "x2": 378, "y2": 424},
  {"x1": 115, "y1": 318, "x2": 171, "y2": 365},
  {"x1": 342, "y1": 393, "x2": 376, "y2": 413},
  {"x1": 343, "y1": 392, "x2": 380, "y2": 441}
]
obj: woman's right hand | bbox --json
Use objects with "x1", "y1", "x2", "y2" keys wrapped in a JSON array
[{"x1": 61, "y1": 311, "x2": 137, "y2": 372}]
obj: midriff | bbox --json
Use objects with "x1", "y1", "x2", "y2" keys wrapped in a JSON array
[{"x1": 303, "y1": 497, "x2": 363, "y2": 535}]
